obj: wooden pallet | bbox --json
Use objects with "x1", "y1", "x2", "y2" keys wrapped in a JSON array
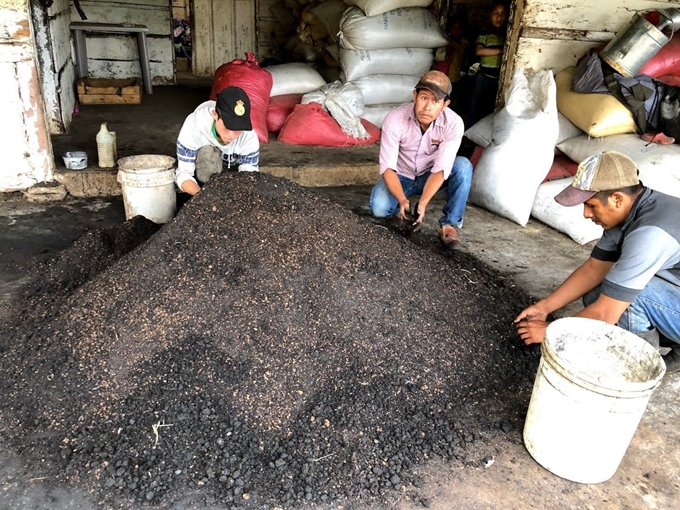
[{"x1": 77, "y1": 78, "x2": 142, "y2": 105}]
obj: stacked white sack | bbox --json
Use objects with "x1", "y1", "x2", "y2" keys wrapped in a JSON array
[{"x1": 337, "y1": 5, "x2": 447, "y2": 128}]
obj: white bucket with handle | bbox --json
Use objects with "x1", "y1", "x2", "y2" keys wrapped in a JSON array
[
  {"x1": 117, "y1": 155, "x2": 177, "y2": 224},
  {"x1": 523, "y1": 317, "x2": 665, "y2": 484}
]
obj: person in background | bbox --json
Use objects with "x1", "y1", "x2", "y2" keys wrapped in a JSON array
[
  {"x1": 514, "y1": 151, "x2": 680, "y2": 374},
  {"x1": 466, "y1": 1, "x2": 508, "y2": 129},
  {"x1": 369, "y1": 70, "x2": 473, "y2": 250},
  {"x1": 175, "y1": 86, "x2": 259, "y2": 195},
  {"x1": 437, "y1": 17, "x2": 471, "y2": 115}
]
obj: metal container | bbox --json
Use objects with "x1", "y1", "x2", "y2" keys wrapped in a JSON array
[
  {"x1": 601, "y1": 11, "x2": 673, "y2": 77},
  {"x1": 62, "y1": 151, "x2": 88, "y2": 170}
]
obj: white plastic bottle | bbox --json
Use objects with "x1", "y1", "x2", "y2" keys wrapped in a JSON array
[{"x1": 96, "y1": 122, "x2": 116, "y2": 168}]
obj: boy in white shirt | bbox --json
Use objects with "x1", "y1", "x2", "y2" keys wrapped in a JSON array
[{"x1": 175, "y1": 86, "x2": 260, "y2": 195}]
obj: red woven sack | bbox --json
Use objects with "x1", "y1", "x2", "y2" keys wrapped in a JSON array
[
  {"x1": 278, "y1": 103, "x2": 380, "y2": 146},
  {"x1": 266, "y1": 94, "x2": 303, "y2": 133},
  {"x1": 210, "y1": 53, "x2": 273, "y2": 143}
]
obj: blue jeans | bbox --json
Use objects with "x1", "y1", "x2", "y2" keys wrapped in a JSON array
[
  {"x1": 369, "y1": 156, "x2": 473, "y2": 228},
  {"x1": 583, "y1": 277, "x2": 680, "y2": 344}
]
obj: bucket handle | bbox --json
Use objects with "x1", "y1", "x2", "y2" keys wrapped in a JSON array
[{"x1": 649, "y1": 9, "x2": 677, "y2": 40}]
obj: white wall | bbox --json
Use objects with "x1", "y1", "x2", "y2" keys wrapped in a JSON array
[
  {"x1": 0, "y1": 2, "x2": 54, "y2": 191},
  {"x1": 510, "y1": 0, "x2": 679, "y2": 74},
  {"x1": 32, "y1": 0, "x2": 76, "y2": 135},
  {"x1": 69, "y1": 0, "x2": 174, "y2": 85}
]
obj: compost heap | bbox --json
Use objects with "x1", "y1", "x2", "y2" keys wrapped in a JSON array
[{"x1": 0, "y1": 172, "x2": 540, "y2": 508}]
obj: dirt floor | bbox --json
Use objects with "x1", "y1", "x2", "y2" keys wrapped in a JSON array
[{"x1": 1, "y1": 83, "x2": 679, "y2": 508}]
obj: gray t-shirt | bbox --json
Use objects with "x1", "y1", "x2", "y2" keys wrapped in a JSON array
[{"x1": 591, "y1": 187, "x2": 680, "y2": 302}]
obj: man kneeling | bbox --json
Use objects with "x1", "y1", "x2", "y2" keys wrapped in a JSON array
[{"x1": 369, "y1": 71, "x2": 473, "y2": 250}]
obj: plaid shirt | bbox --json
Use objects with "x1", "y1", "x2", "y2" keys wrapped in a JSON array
[{"x1": 379, "y1": 102, "x2": 464, "y2": 180}]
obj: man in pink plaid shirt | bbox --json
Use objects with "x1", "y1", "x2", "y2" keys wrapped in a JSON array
[{"x1": 369, "y1": 70, "x2": 473, "y2": 250}]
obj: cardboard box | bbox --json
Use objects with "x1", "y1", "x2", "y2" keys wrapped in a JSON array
[{"x1": 77, "y1": 78, "x2": 142, "y2": 105}]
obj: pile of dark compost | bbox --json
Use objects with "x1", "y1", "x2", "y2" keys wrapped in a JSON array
[{"x1": 0, "y1": 172, "x2": 539, "y2": 508}]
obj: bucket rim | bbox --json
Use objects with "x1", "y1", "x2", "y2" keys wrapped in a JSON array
[
  {"x1": 117, "y1": 154, "x2": 176, "y2": 172},
  {"x1": 542, "y1": 318, "x2": 666, "y2": 395}
]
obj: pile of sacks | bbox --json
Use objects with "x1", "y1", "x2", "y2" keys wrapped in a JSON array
[
  {"x1": 210, "y1": 1, "x2": 453, "y2": 146},
  {"x1": 463, "y1": 34, "x2": 680, "y2": 245}
]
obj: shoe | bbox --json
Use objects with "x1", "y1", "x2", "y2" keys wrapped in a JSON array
[
  {"x1": 439, "y1": 225, "x2": 462, "y2": 250},
  {"x1": 662, "y1": 347, "x2": 680, "y2": 375}
]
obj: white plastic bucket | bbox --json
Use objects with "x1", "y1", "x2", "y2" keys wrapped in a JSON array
[
  {"x1": 117, "y1": 155, "x2": 177, "y2": 224},
  {"x1": 523, "y1": 317, "x2": 665, "y2": 484}
]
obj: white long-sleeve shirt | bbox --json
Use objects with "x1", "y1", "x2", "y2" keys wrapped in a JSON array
[{"x1": 175, "y1": 100, "x2": 260, "y2": 189}]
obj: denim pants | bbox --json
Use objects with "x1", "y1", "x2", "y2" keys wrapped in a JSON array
[
  {"x1": 582, "y1": 277, "x2": 680, "y2": 344},
  {"x1": 368, "y1": 156, "x2": 473, "y2": 228}
]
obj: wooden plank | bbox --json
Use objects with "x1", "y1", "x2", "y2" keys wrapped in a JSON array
[
  {"x1": 193, "y1": 0, "x2": 213, "y2": 76},
  {"x1": 79, "y1": 93, "x2": 142, "y2": 105},
  {"x1": 522, "y1": 27, "x2": 615, "y2": 43},
  {"x1": 71, "y1": 2, "x2": 171, "y2": 35},
  {"x1": 514, "y1": 37, "x2": 601, "y2": 73},
  {"x1": 523, "y1": 0, "x2": 677, "y2": 32},
  {"x1": 235, "y1": 0, "x2": 256, "y2": 60}
]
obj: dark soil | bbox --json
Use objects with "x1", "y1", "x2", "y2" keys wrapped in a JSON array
[{"x1": 0, "y1": 172, "x2": 540, "y2": 509}]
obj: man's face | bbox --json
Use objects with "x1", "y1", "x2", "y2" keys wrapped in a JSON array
[
  {"x1": 412, "y1": 89, "x2": 449, "y2": 130},
  {"x1": 491, "y1": 4, "x2": 508, "y2": 29},
  {"x1": 212, "y1": 110, "x2": 242, "y2": 144},
  {"x1": 582, "y1": 193, "x2": 626, "y2": 230}
]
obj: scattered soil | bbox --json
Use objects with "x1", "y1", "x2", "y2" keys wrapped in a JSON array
[{"x1": 0, "y1": 172, "x2": 540, "y2": 508}]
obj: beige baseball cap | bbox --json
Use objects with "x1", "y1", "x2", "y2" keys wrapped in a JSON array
[{"x1": 554, "y1": 151, "x2": 639, "y2": 206}]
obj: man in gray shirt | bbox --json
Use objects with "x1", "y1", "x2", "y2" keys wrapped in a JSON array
[{"x1": 514, "y1": 151, "x2": 680, "y2": 373}]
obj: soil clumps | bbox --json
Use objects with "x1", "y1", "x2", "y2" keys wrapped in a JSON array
[{"x1": 0, "y1": 172, "x2": 539, "y2": 508}]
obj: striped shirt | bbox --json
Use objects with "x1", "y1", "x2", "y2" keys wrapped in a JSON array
[
  {"x1": 476, "y1": 29, "x2": 505, "y2": 78},
  {"x1": 379, "y1": 102, "x2": 464, "y2": 180},
  {"x1": 175, "y1": 101, "x2": 259, "y2": 189}
]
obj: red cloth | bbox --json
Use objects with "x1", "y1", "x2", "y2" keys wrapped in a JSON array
[
  {"x1": 639, "y1": 33, "x2": 680, "y2": 78},
  {"x1": 266, "y1": 94, "x2": 303, "y2": 133},
  {"x1": 278, "y1": 103, "x2": 380, "y2": 146},
  {"x1": 544, "y1": 155, "x2": 578, "y2": 183},
  {"x1": 210, "y1": 53, "x2": 272, "y2": 144}
]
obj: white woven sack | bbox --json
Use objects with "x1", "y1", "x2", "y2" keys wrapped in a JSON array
[
  {"x1": 302, "y1": 81, "x2": 369, "y2": 139},
  {"x1": 464, "y1": 113, "x2": 495, "y2": 148},
  {"x1": 361, "y1": 103, "x2": 401, "y2": 128},
  {"x1": 267, "y1": 63, "x2": 327, "y2": 96},
  {"x1": 531, "y1": 178, "x2": 603, "y2": 245},
  {"x1": 469, "y1": 69, "x2": 559, "y2": 226},
  {"x1": 338, "y1": 7, "x2": 448, "y2": 51},
  {"x1": 352, "y1": 74, "x2": 419, "y2": 105},
  {"x1": 556, "y1": 134, "x2": 680, "y2": 199},
  {"x1": 340, "y1": 47, "x2": 433, "y2": 82},
  {"x1": 344, "y1": 0, "x2": 433, "y2": 18}
]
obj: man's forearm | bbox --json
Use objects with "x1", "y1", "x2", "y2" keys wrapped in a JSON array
[
  {"x1": 420, "y1": 172, "x2": 445, "y2": 208},
  {"x1": 538, "y1": 258, "x2": 613, "y2": 314},
  {"x1": 383, "y1": 169, "x2": 408, "y2": 206}
]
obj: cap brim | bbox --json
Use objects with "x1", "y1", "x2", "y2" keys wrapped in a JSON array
[
  {"x1": 415, "y1": 82, "x2": 447, "y2": 100},
  {"x1": 554, "y1": 185, "x2": 597, "y2": 207}
]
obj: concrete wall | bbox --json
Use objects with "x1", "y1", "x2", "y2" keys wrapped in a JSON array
[
  {"x1": 32, "y1": 0, "x2": 76, "y2": 135},
  {"x1": 70, "y1": 0, "x2": 174, "y2": 85},
  {"x1": 501, "y1": 0, "x2": 679, "y2": 95},
  {"x1": 0, "y1": 0, "x2": 54, "y2": 191}
]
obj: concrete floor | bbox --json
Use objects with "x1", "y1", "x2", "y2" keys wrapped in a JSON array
[{"x1": 2, "y1": 84, "x2": 679, "y2": 508}]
